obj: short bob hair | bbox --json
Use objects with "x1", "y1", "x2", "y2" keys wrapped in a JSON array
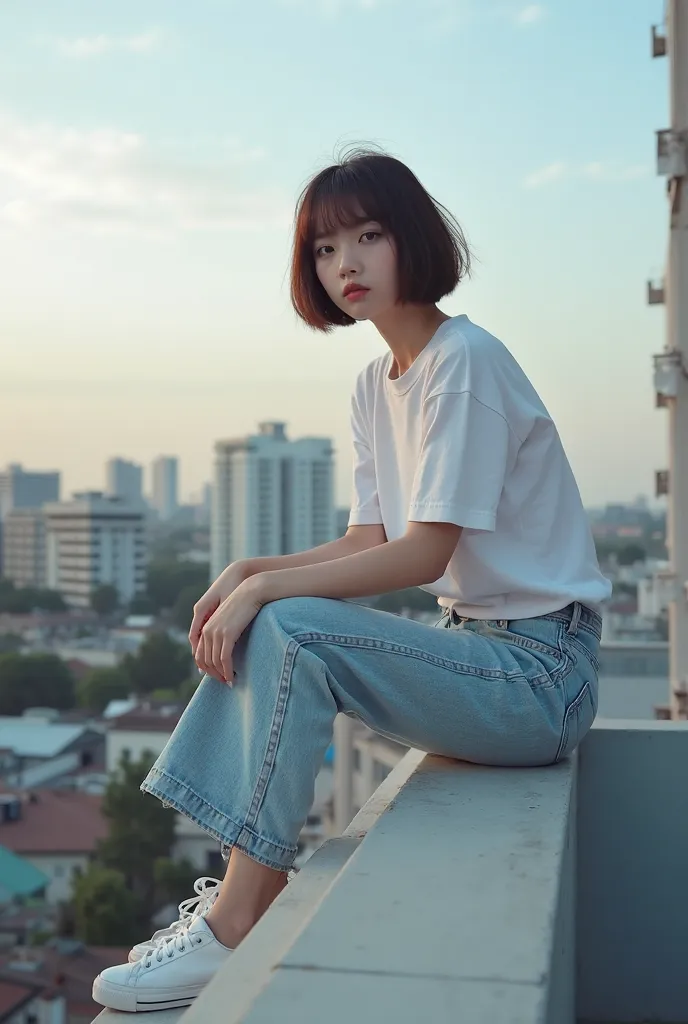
[{"x1": 290, "y1": 147, "x2": 471, "y2": 332}]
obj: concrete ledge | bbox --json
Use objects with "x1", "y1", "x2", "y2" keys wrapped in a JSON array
[
  {"x1": 180, "y1": 749, "x2": 576, "y2": 1024},
  {"x1": 92, "y1": 750, "x2": 423, "y2": 1024}
]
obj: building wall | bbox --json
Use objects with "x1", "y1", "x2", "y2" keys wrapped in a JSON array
[
  {"x1": 2, "y1": 509, "x2": 47, "y2": 588},
  {"x1": 25, "y1": 852, "x2": 89, "y2": 904},
  {"x1": 44, "y1": 493, "x2": 147, "y2": 608},
  {"x1": 0, "y1": 465, "x2": 60, "y2": 520},
  {"x1": 106, "y1": 729, "x2": 170, "y2": 774},
  {"x1": 151, "y1": 457, "x2": 179, "y2": 521},
  {"x1": 106, "y1": 459, "x2": 143, "y2": 504},
  {"x1": 211, "y1": 426, "x2": 335, "y2": 579}
]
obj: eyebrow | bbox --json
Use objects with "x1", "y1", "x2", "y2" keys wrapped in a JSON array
[{"x1": 312, "y1": 217, "x2": 379, "y2": 244}]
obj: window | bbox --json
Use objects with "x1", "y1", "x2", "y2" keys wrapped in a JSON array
[
  {"x1": 373, "y1": 759, "x2": 390, "y2": 785},
  {"x1": 353, "y1": 748, "x2": 361, "y2": 772}
]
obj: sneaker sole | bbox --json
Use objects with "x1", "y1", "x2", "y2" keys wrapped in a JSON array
[{"x1": 92, "y1": 975, "x2": 204, "y2": 1013}]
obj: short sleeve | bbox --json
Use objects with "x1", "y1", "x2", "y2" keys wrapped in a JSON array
[
  {"x1": 408, "y1": 392, "x2": 511, "y2": 532},
  {"x1": 348, "y1": 387, "x2": 383, "y2": 527}
]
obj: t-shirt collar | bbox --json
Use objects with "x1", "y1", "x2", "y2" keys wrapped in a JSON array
[{"x1": 385, "y1": 315, "x2": 465, "y2": 396}]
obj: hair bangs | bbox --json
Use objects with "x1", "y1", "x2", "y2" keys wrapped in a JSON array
[{"x1": 306, "y1": 167, "x2": 388, "y2": 243}]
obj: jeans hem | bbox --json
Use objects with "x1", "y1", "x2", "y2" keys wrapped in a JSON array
[{"x1": 140, "y1": 766, "x2": 298, "y2": 872}]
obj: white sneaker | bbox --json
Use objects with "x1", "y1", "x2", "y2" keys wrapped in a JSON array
[
  {"x1": 92, "y1": 916, "x2": 232, "y2": 1012},
  {"x1": 128, "y1": 876, "x2": 221, "y2": 963}
]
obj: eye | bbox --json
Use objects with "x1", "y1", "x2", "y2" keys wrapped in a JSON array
[
  {"x1": 315, "y1": 244, "x2": 334, "y2": 258},
  {"x1": 360, "y1": 231, "x2": 381, "y2": 243}
]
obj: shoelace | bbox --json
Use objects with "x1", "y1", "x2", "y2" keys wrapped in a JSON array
[
  {"x1": 174, "y1": 876, "x2": 220, "y2": 928},
  {"x1": 143, "y1": 924, "x2": 203, "y2": 968}
]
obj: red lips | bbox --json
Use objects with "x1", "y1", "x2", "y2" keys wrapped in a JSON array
[{"x1": 343, "y1": 283, "x2": 369, "y2": 298}]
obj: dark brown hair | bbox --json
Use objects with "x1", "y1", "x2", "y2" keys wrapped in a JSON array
[{"x1": 290, "y1": 147, "x2": 471, "y2": 332}]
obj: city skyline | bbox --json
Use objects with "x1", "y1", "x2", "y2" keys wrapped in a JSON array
[{"x1": 0, "y1": 0, "x2": 668, "y2": 507}]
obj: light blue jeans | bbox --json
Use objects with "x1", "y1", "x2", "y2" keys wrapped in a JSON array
[{"x1": 141, "y1": 597, "x2": 601, "y2": 872}]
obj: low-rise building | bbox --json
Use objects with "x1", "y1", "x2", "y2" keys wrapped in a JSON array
[
  {"x1": 0, "y1": 717, "x2": 104, "y2": 792},
  {"x1": 0, "y1": 791, "x2": 107, "y2": 904}
]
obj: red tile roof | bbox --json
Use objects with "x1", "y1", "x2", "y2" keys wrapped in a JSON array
[
  {"x1": 0, "y1": 944, "x2": 129, "y2": 1019},
  {"x1": 0, "y1": 790, "x2": 107, "y2": 854},
  {"x1": 0, "y1": 979, "x2": 36, "y2": 1017}
]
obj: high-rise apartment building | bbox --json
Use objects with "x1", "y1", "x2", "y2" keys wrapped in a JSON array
[
  {"x1": 106, "y1": 458, "x2": 144, "y2": 505},
  {"x1": 151, "y1": 457, "x2": 179, "y2": 522},
  {"x1": 43, "y1": 492, "x2": 147, "y2": 608},
  {"x1": 0, "y1": 464, "x2": 60, "y2": 520},
  {"x1": 211, "y1": 422, "x2": 335, "y2": 579}
]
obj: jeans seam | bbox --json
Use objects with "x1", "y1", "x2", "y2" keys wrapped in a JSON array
[
  {"x1": 293, "y1": 631, "x2": 524, "y2": 682},
  {"x1": 242, "y1": 636, "x2": 298, "y2": 833}
]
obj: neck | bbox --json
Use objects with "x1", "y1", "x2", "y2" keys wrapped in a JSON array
[{"x1": 372, "y1": 304, "x2": 451, "y2": 379}]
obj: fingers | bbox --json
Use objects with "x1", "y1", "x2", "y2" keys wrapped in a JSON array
[
  {"x1": 194, "y1": 632, "x2": 210, "y2": 677},
  {"x1": 189, "y1": 598, "x2": 219, "y2": 655},
  {"x1": 195, "y1": 627, "x2": 234, "y2": 686},
  {"x1": 219, "y1": 638, "x2": 234, "y2": 687}
]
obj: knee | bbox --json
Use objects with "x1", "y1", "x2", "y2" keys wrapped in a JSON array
[{"x1": 254, "y1": 596, "x2": 337, "y2": 637}]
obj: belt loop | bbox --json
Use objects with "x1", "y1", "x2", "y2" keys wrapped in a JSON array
[{"x1": 567, "y1": 601, "x2": 582, "y2": 635}]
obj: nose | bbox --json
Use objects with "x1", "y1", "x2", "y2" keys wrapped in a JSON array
[{"x1": 337, "y1": 241, "x2": 363, "y2": 278}]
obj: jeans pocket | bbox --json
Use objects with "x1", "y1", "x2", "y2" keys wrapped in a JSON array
[{"x1": 554, "y1": 681, "x2": 596, "y2": 762}]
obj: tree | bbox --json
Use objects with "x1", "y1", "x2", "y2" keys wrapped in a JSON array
[
  {"x1": 129, "y1": 593, "x2": 156, "y2": 615},
  {"x1": 617, "y1": 544, "x2": 647, "y2": 567},
  {"x1": 122, "y1": 631, "x2": 191, "y2": 696},
  {"x1": 73, "y1": 865, "x2": 140, "y2": 945},
  {"x1": 0, "y1": 653, "x2": 75, "y2": 715},
  {"x1": 153, "y1": 857, "x2": 200, "y2": 911},
  {"x1": 97, "y1": 752, "x2": 178, "y2": 919},
  {"x1": 91, "y1": 584, "x2": 119, "y2": 617},
  {"x1": 0, "y1": 580, "x2": 66, "y2": 614},
  {"x1": 145, "y1": 559, "x2": 209, "y2": 612},
  {"x1": 0, "y1": 633, "x2": 22, "y2": 654},
  {"x1": 172, "y1": 582, "x2": 208, "y2": 633},
  {"x1": 77, "y1": 666, "x2": 132, "y2": 713}
]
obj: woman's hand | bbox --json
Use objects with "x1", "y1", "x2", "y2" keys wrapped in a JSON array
[
  {"x1": 194, "y1": 577, "x2": 267, "y2": 684},
  {"x1": 189, "y1": 562, "x2": 249, "y2": 659}
]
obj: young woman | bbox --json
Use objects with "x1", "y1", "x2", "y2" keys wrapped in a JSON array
[{"x1": 93, "y1": 149, "x2": 611, "y2": 1012}]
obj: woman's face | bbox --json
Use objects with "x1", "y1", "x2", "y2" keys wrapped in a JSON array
[{"x1": 312, "y1": 215, "x2": 398, "y2": 323}]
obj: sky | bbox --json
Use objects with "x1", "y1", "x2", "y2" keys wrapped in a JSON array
[{"x1": 0, "y1": 0, "x2": 670, "y2": 508}]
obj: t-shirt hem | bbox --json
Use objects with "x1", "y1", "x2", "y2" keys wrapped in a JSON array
[
  {"x1": 348, "y1": 510, "x2": 384, "y2": 526},
  {"x1": 408, "y1": 502, "x2": 496, "y2": 532}
]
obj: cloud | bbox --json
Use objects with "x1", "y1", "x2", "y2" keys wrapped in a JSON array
[
  {"x1": 523, "y1": 160, "x2": 651, "y2": 188},
  {"x1": 56, "y1": 29, "x2": 162, "y2": 58},
  {"x1": 515, "y1": 4, "x2": 546, "y2": 24},
  {"x1": 0, "y1": 113, "x2": 288, "y2": 235},
  {"x1": 523, "y1": 161, "x2": 567, "y2": 188}
]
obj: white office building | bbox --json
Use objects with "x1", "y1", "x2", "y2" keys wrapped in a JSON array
[
  {"x1": 151, "y1": 456, "x2": 179, "y2": 522},
  {"x1": 211, "y1": 422, "x2": 335, "y2": 579},
  {"x1": 43, "y1": 492, "x2": 147, "y2": 608},
  {"x1": 106, "y1": 458, "x2": 144, "y2": 505}
]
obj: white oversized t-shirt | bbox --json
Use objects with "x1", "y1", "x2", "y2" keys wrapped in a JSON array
[{"x1": 348, "y1": 315, "x2": 612, "y2": 620}]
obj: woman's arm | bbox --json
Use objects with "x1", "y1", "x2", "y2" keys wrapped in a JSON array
[
  {"x1": 233, "y1": 525, "x2": 387, "y2": 580},
  {"x1": 248, "y1": 521, "x2": 462, "y2": 604}
]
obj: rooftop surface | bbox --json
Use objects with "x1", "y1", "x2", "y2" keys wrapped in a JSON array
[
  {"x1": 0, "y1": 718, "x2": 87, "y2": 758},
  {"x1": 0, "y1": 844, "x2": 48, "y2": 899},
  {"x1": 0, "y1": 789, "x2": 106, "y2": 854}
]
